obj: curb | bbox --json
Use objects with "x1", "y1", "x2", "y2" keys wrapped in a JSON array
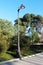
[
  {"x1": 0, "y1": 58, "x2": 19, "y2": 64},
  {"x1": 23, "y1": 54, "x2": 35, "y2": 59},
  {"x1": 23, "y1": 53, "x2": 40, "y2": 59},
  {"x1": 0, "y1": 53, "x2": 40, "y2": 64}
]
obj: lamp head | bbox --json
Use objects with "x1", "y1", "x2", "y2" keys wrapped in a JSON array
[
  {"x1": 17, "y1": 4, "x2": 25, "y2": 12},
  {"x1": 20, "y1": 4, "x2": 25, "y2": 9}
]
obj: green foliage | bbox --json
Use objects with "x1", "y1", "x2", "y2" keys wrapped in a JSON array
[
  {"x1": 0, "y1": 53, "x2": 14, "y2": 62},
  {"x1": 31, "y1": 32, "x2": 40, "y2": 45},
  {"x1": 23, "y1": 13, "x2": 31, "y2": 22},
  {"x1": 0, "y1": 34, "x2": 9, "y2": 55},
  {"x1": 30, "y1": 14, "x2": 36, "y2": 20},
  {"x1": 0, "y1": 19, "x2": 14, "y2": 56},
  {"x1": 14, "y1": 13, "x2": 42, "y2": 46},
  {"x1": 0, "y1": 13, "x2": 43, "y2": 60},
  {"x1": 36, "y1": 15, "x2": 43, "y2": 21}
]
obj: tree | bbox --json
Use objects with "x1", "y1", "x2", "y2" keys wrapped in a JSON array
[
  {"x1": 0, "y1": 19, "x2": 15, "y2": 37},
  {"x1": 23, "y1": 13, "x2": 31, "y2": 22},
  {"x1": 0, "y1": 19, "x2": 15, "y2": 56},
  {"x1": 14, "y1": 13, "x2": 43, "y2": 57},
  {"x1": 14, "y1": 13, "x2": 41, "y2": 46}
]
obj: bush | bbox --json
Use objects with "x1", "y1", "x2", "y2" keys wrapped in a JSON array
[
  {"x1": 0, "y1": 42, "x2": 9, "y2": 55},
  {"x1": 0, "y1": 34, "x2": 9, "y2": 56}
]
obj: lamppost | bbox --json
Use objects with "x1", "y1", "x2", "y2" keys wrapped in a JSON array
[{"x1": 17, "y1": 4, "x2": 25, "y2": 59}]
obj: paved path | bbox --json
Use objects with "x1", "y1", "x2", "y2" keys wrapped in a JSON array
[{"x1": 0, "y1": 52, "x2": 43, "y2": 65}]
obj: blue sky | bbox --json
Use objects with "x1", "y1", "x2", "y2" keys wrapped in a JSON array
[{"x1": 0, "y1": 0, "x2": 43, "y2": 23}]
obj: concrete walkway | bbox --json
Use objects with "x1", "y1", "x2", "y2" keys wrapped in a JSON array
[{"x1": 0, "y1": 52, "x2": 43, "y2": 65}]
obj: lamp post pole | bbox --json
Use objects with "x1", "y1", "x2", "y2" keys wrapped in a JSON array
[{"x1": 17, "y1": 4, "x2": 25, "y2": 60}]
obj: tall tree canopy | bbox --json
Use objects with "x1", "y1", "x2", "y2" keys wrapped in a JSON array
[
  {"x1": 14, "y1": 13, "x2": 43, "y2": 47},
  {"x1": 15, "y1": 13, "x2": 43, "y2": 35}
]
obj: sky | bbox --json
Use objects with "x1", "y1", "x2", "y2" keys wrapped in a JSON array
[{"x1": 0, "y1": 0, "x2": 43, "y2": 23}]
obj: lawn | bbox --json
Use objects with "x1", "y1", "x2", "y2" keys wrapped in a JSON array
[
  {"x1": 0, "y1": 49, "x2": 43, "y2": 62},
  {"x1": 0, "y1": 53, "x2": 14, "y2": 62},
  {"x1": 21, "y1": 49, "x2": 38, "y2": 56}
]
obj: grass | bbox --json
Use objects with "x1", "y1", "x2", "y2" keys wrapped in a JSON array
[
  {"x1": 21, "y1": 50, "x2": 37, "y2": 56},
  {"x1": 0, "y1": 50, "x2": 37, "y2": 62},
  {"x1": 7, "y1": 51, "x2": 17, "y2": 58},
  {"x1": 0, "y1": 49, "x2": 43, "y2": 62},
  {"x1": 0, "y1": 53, "x2": 14, "y2": 62}
]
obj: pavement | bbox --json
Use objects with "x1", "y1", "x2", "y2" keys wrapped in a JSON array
[{"x1": 0, "y1": 52, "x2": 43, "y2": 65}]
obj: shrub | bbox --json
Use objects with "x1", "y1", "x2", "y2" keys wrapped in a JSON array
[{"x1": 0, "y1": 34, "x2": 9, "y2": 56}]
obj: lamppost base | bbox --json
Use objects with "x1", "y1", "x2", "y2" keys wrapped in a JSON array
[{"x1": 17, "y1": 51, "x2": 22, "y2": 60}]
